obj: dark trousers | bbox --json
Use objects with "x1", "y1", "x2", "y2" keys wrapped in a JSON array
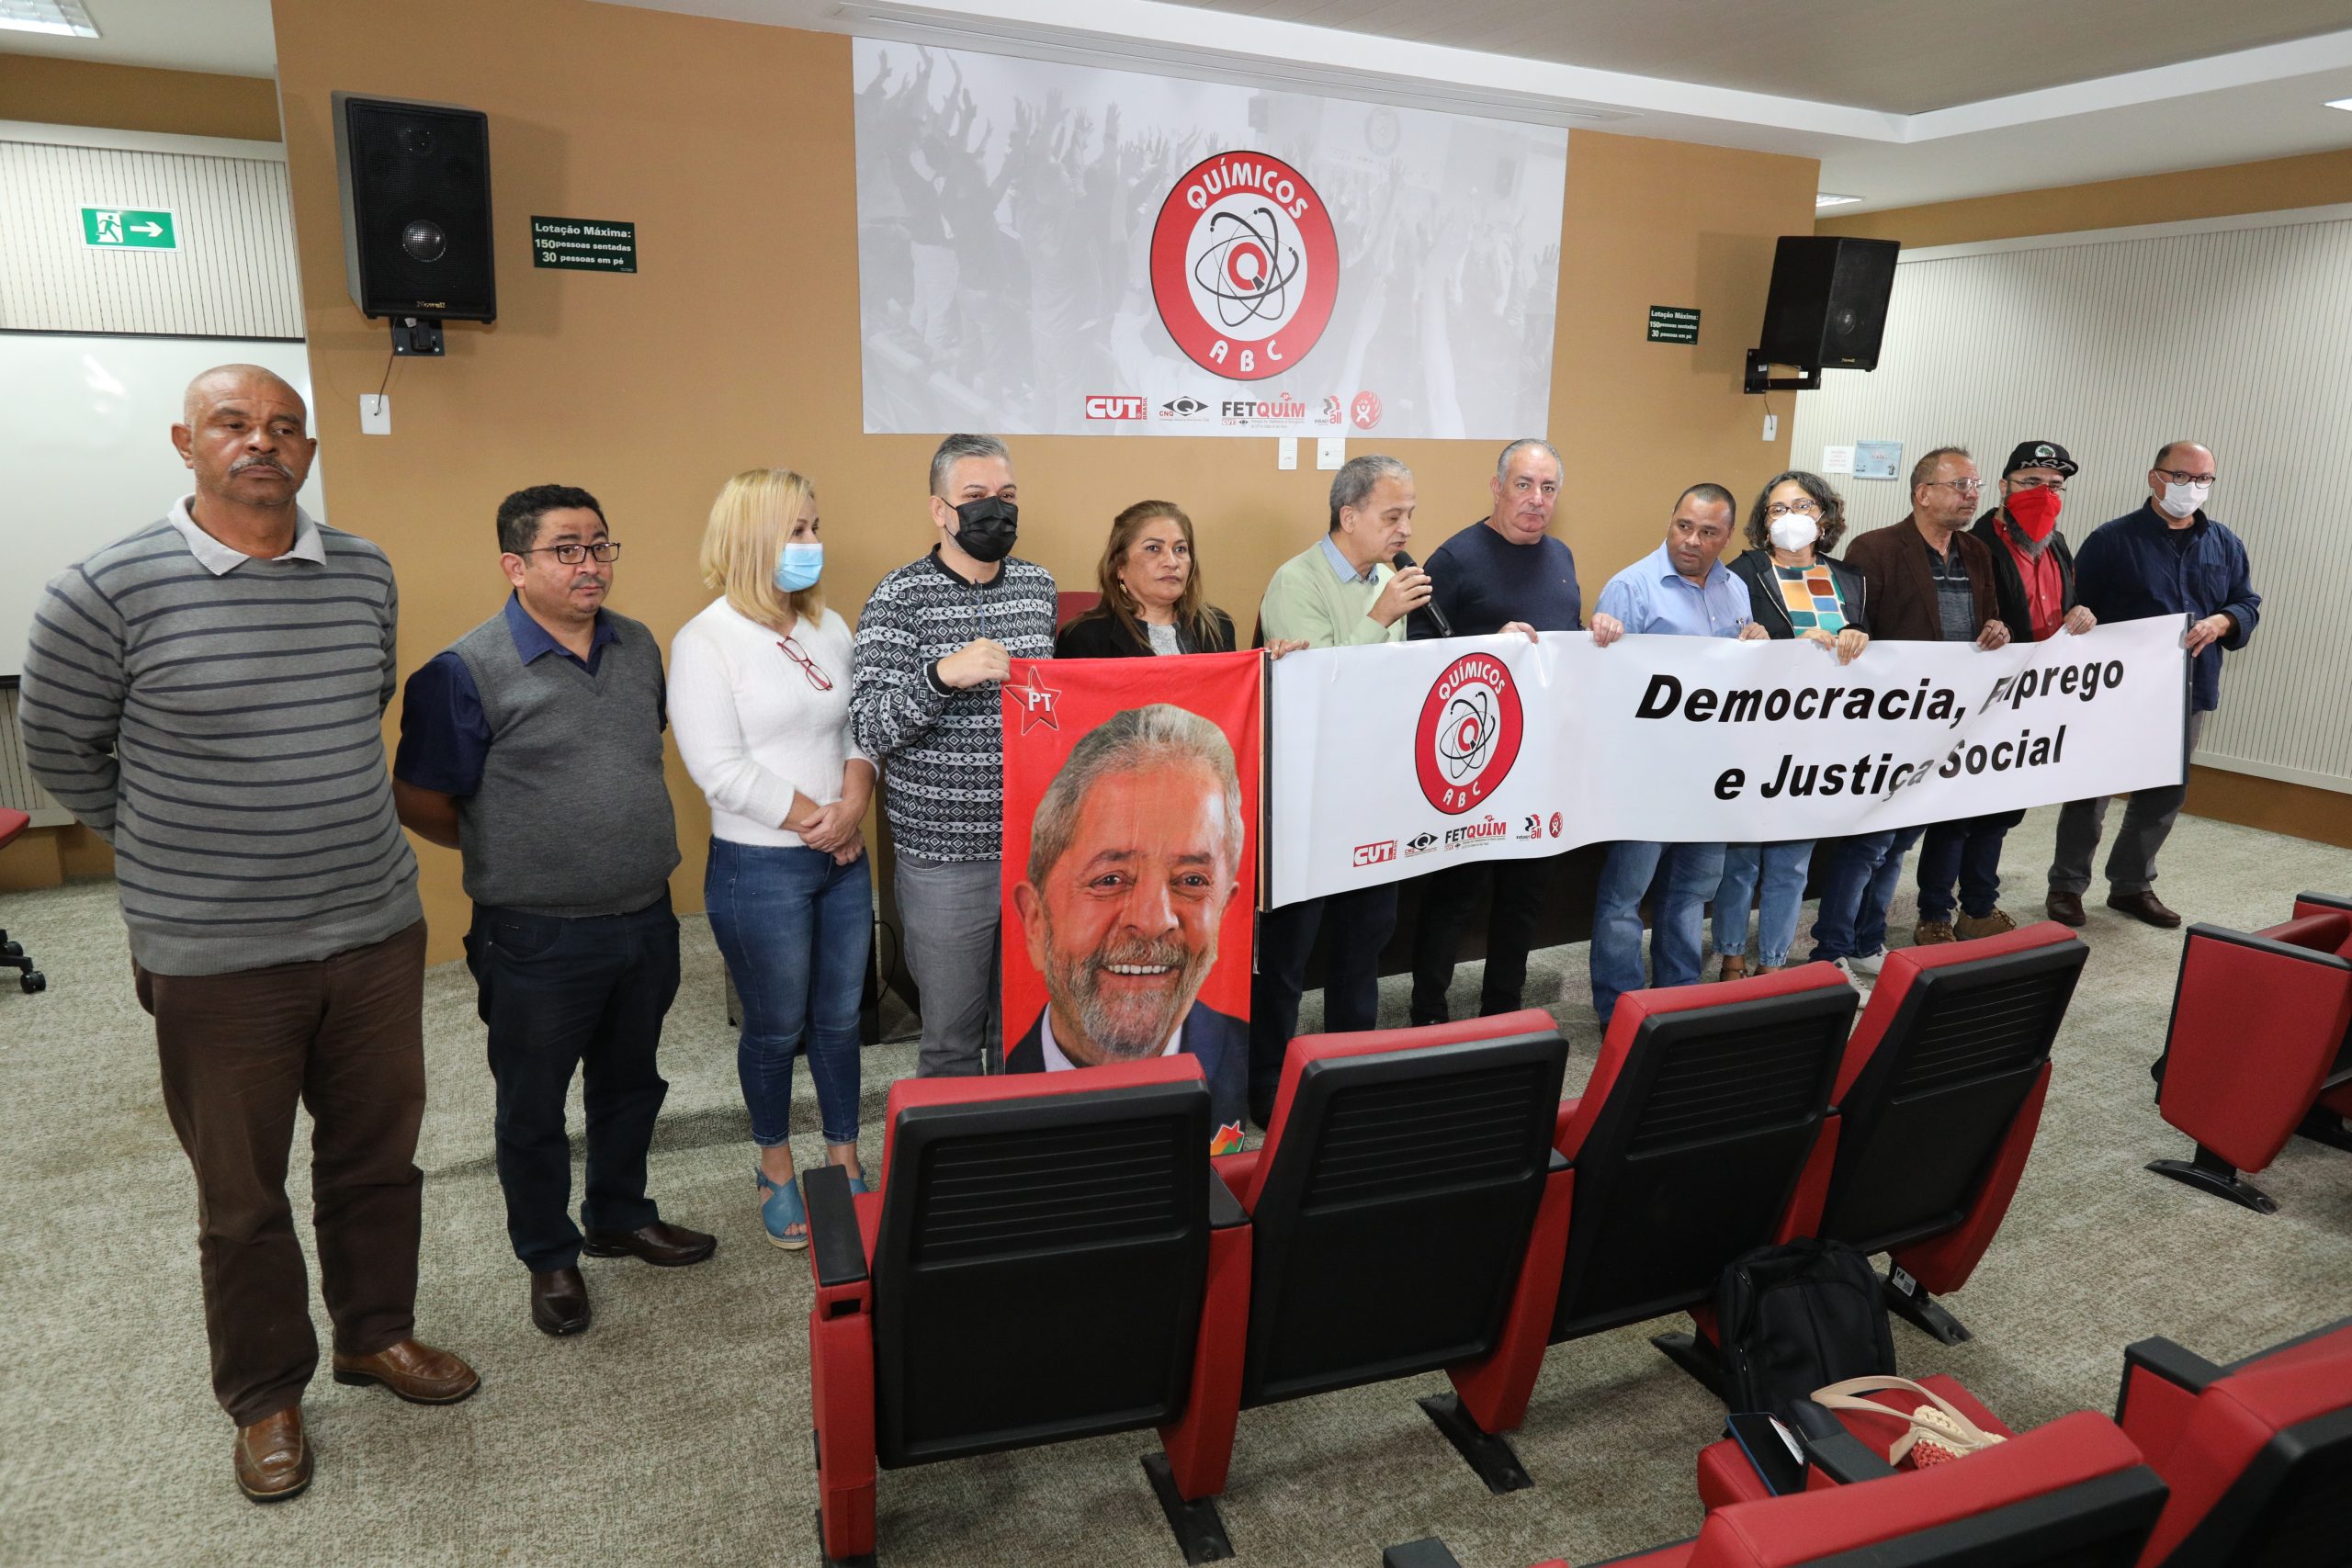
[
  {"x1": 1248, "y1": 884, "x2": 1399, "y2": 1122},
  {"x1": 137, "y1": 919, "x2": 428, "y2": 1427},
  {"x1": 1916, "y1": 808, "x2": 2027, "y2": 921},
  {"x1": 466, "y1": 894, "x2": 679, "y2": 1271},
  {"x1": 1408, "y1": 855, "x2": 1555, "y2": 1025}
]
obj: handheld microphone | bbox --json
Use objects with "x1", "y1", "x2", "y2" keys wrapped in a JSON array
[{"x1": 1392, "y1": 550, "x2": 1451, "y2": 636}]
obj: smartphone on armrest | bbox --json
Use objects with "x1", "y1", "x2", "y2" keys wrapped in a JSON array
[{"x1": 1726, "y1": 1412, "x2": 1808, "y2": 1496}]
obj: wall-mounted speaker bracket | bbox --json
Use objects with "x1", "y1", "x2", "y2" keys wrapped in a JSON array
[
  {"x1": 1745, "y1": 350, "x2": 1820, "y2": 393},
  {"x1": 391, "y1": 316, "x2": 445, "y2": 356}
]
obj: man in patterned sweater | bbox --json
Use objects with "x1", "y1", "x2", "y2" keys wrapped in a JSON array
[
  {"x1": 851, "y1": 434, "x2": 1057, "y2": 1077},
  {"x1": 18, "y1": 366, "x2": 476, "y2": 1504}
]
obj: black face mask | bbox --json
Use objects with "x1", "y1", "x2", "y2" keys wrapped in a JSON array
[{"x1": 950, "y1": 496, "x2": 1019, "y2": 563}]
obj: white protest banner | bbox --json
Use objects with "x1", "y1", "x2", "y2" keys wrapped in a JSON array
[
  {"x1": 1266, "y1": 615, "x2": 2188, "y2": 907},
  {"x1": 851, "y1": 39, "x2": 1566, "y2": 439}
]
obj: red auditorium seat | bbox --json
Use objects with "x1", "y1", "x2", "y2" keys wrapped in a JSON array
[
  {"x1": 1148, "y1": 1011, "x2": 1572, "y2": 1548},
  {"x1": 2147, "y1": 896, "x2": 2352, "y2": 1213},
  {"x1": 1694, "y1": 1317, "x2": 2352, "y2": 1568},
  {"x1": 0, "y1": 807, "x2": 43, "y2": 993},
  {"x1": 801, "y1": 1056, "x2": 1245, "y2": 1567},
  {"x1": 1389, "y1": 1407, "x2": 2165, "y2": 1568},
  {"x1": 1444, "y1": 966, "x2": 1859, "y2": 1440},
  {"x1": 1054, "y1": 589, "x2": 1102, "y2": 627},
  {"x1": 2288, "y1": 892, "x2": 2352, "y2": 1151},
  {"x1": 1804, "y1": 923, "x2": 2088, "y2": 1344}
]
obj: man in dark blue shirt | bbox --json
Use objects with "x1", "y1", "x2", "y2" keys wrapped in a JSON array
[
  {"x1": 2046, "y1": 441, "x2": 2260, "y2": 929},
  {"x1": 1403, "y1": 439, "x2": 1590, "y2": 1024}
]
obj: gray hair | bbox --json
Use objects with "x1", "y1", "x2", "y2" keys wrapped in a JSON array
[
  {"x1": 1495, "y1": 438, "x2": 1561, "y2": 482},
  {"x1": 1328, "y1": 454, "x2": 1411, "y2": 533},
  {"x1": 1909, "y1": 445, "x2": 1972, "y2": 492},
  {"x1": 929, "y1": 433, "x2": 1012, "y2": 499},
  {"x1": 1027, "y1": 705, "x2": 1244, "y2": 886}
]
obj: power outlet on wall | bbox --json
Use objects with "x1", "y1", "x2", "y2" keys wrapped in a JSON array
[
  {"x1": 1761, "y1": 412, "x2": 1778, "y2": 442},
  {"x1": 360, "y1": 394, "x2": 391, "y2": 435}
]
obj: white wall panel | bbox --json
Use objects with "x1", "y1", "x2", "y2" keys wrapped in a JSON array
[
  {"x1": 0, "y1": 138, "x2": 302, "y2": 337},
  {"x1": 1792, "y1": 209, "x2": 2352, "y2": 795}
]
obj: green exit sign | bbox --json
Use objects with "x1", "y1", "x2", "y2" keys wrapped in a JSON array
[{"x1": 82, "y1": 206, "x2": 177, "y2": 250}]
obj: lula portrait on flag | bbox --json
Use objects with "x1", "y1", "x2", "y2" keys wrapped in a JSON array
[{"x1": 999, "y1": 651, "x2": 1262, "y2": 1153}]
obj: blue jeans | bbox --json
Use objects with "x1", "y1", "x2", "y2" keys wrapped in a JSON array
[
  {"x1": 1714, "y1": 840, "x2": 1816, "y2": 969},
  {"x1": 1591, "y1": 840, "x2": 1726, "y2": 1026},
  {"x1": 1808, "y1": 827, "x2": 1925, "y2": 963},
  {"x1": 1916, "y1": 809, "x2": 2026, "y2": 921},
  {"x1": 705, "y1": 839, "x2": 871, "y2": 1148}
]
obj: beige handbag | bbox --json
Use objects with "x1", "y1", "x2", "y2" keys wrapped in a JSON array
[{"x1": 1812, "y1": 1375, "x2": 2008, "y2": 1469}]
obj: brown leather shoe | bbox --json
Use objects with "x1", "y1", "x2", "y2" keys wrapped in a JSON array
[
  {"x1": 1913, "y1": 919, "x2": 1957, "y2": 945},
  {"x1": 330, "y1": 1338, "x2": 481, "y2": 1404},
  {"x1": 582, "y1": 1221, "x2": 717, "y2": 1267},
  {"x1": 234, "y1": 1405, "x2": 311, "y2": 1503},
  {"x1": 530, "y1": 1267, "x2": 592, "y2": 1337},
  {"x1": 2045, "y1": 891, "x2": 2087, "y2": 928},
  {"x1": 2107, "y1": 890, "x2": 2182, "y2": 929},
  {"x1": 1955, "y1": 908, "x2": 2018, "y2": 940}
]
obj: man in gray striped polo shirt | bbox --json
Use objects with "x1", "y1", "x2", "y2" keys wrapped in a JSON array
[{"x1": 18, "y1": 365, "x2": 477, "y2": 1505}]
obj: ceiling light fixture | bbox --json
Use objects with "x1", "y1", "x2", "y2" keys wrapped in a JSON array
[
  {"x1": 2326, "y1": 98, "x2": 2352, "y2": 111},
  {"x1": 0, "y1": 0, "x2": 99, "y2": 39},
  {"x1": 1815, "y1": 193, "x2": 1863, "y2": 209}
]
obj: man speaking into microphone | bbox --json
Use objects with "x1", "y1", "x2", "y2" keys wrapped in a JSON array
[{"x1": 1249, "y1": 455, "x2": 1426, "y2": 1125}]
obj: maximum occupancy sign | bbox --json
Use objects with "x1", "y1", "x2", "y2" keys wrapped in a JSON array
[{"x1": 1150, "y1": 151, "x2": 1340, "y2": 381}]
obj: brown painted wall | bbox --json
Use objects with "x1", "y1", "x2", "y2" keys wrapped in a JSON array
[
  {"x1": 268, "y1": 0, "x2": 1815, "y2": 964},
  {"x1": 1816, "y1": 147, "x2": 2352, "y2": 250},
  {"x1": 0, "y1": 56, "x2": 280, "y2": 141}
]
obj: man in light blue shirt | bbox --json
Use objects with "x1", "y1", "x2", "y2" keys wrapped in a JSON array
[{"x1": 1589, "y1": 483, "x2": 1766, "y2": 1025}]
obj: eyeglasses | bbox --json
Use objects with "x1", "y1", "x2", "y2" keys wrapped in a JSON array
[
  {"x1": 2154, "y1": 468, "x2": 2218, "y2": 486},
  {"x1": 516, "y1": 542, "x2": 623, "y2": 564},
  {"x1": 2007, "y1": 477, "x2": 2066, "y2": 493},
  {"x1": 1925, "y1": 479, "x2": 1984, "y2": 495},
  {"x1": 777, "y1": 636, "x2": 834, "y2": 692},
  {"x1": 1765, "y1": 500, "x2": 1821, "y2": 519}
]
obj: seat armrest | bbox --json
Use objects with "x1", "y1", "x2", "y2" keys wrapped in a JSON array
[
  {"x1": 1206, "y1": 1166, "x2": 1248, "y2": 1230},
  {"x1": 1382, "y1": 1540, "x2": 1465, "y2": 1568},
  {"x1": 805, "y1": 1164, "x2": 869, "y2": 1291},
  {"x1": 2120, "y1": 1337, "x2": 2222, "y2": 1401},
  {"x1": 1788, "y1": 1401, "x2": 1898, "y2": 1484}
]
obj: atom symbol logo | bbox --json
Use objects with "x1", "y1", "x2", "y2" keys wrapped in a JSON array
[
  {"x1": 1415, "y1": 654, "x2": 1525, "y2": 816},
  {"x1": 1150, "y1": 151, "x2": 1339, "y2": 382},
  {"x1": 1437, "y1": 689, "x2": 1498, "y2": 782},
  {"x1": 1193, "y1": 207, "x2": 1301, "y2": 332}
]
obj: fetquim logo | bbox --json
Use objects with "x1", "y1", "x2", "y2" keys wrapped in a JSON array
[
  {"x1": 1150, "y1": 152, "x2": 1339, "y2": 382},
  {"x1": 1414, "y1": 652, "x2": 1525, "y2": 814},
  {"x1": 1444, "y1": 816, "x2": 1508, "y2": 851}
]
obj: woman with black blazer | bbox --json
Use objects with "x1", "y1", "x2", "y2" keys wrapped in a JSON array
[
  {"x1": 1717, "y1": 470, "x2": 1872, "y2": 980},
  {"x1": 1056, "y1": 500, "x2": 1266, "y2": 657}
]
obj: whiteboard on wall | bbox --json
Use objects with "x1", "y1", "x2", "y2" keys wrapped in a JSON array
[{"x1": 0, "y1": 333, "x2": 323, "y2": 679}]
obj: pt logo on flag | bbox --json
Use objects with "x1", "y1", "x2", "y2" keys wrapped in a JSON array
[
  {"x1": 1414, "y1": 653, "x2": 1524, "y2": 815},
  {"x1": 1003, "y1": 667, "x2": 1062, "y2": 734},
  {"x1": 1150, "y1": 152, "x2": 1339, "y2": 382}
]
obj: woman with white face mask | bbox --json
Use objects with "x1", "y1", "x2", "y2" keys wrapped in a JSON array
[
  {"x1": 671, "y1": 469, "x2": 875, "y2": 1249},
  {"x1": 1718, "y1": 471, "x2": 1871, "y2": 981}
]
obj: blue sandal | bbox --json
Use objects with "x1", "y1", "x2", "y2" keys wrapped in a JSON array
[{"x1": 755, "y1": 1166, "x2": 808, "y2": 1251}]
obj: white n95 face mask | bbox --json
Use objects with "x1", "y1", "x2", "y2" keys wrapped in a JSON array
[
  {"x1": 1769, "y1": 513, "x2": 1820, "y2": 553},
  {"x1": 2159, "y1": 480, "x2": 2211, "y2": 519}
]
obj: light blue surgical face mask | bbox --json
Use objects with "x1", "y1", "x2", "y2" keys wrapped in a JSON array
[{"x1": 775, "y1": 541, "x2": 822, "y2": 592}]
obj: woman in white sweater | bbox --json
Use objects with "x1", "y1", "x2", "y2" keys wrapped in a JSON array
[{"x1": 671, "y1": 469, "x2": 875, "y2": 1249}]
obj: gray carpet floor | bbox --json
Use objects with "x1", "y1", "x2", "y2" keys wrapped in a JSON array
[{"x1": 3, "y1": 804, "x2": 2349, "y2": 1568}]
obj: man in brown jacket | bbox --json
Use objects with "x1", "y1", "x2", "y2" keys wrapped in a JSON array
[{"x1": 1834, "y1": 446, "x2": 2014, "y2": 959}]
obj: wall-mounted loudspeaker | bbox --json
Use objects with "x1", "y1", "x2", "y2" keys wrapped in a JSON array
[
  {"x1": 1755, "y1": 236, "x2": 1899, "y2": 371},
  {"x1": 333, "y1": 92, "x2": 495, "y2": 346}
]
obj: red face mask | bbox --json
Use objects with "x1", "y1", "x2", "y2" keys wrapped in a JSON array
[{"x1": 2005, "y1": 483, "x2": 2063, "y2": 541}]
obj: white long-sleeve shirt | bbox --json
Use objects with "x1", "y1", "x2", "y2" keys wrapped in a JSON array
[{"x1": 669, "y1": 598, "x2": 869, "y2": 849}]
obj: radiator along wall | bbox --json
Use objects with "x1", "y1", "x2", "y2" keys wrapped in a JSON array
[{"x1": 1790, "y1": 204, "x2": 2352, "y2": 798}]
